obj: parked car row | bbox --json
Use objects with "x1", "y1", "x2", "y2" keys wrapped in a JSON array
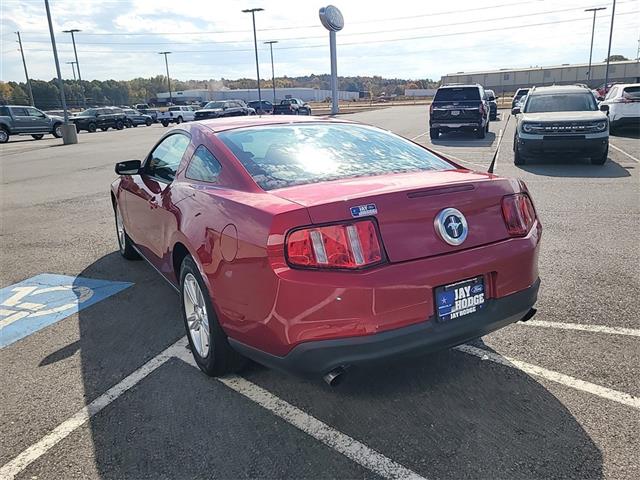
[{"x1": 71, "y1": 107, "x2": 154, "y2": 132}]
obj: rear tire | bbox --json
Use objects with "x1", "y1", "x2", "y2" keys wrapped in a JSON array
[
  {"x1": 145, "y1": 118, "x2": 152, "y2": 126},
  {"x1": 31, "y1": 134, "x2": 45, "y2": 140},
  {"x1": 180, "y1": 256, "x2": 246, "y2": 377},
  {"x1": 0, "y1": 127, "x2": 10, "y2": 143},
  {"x1": 125, "y1": 119, "x2": 133, "y2": 128},
  {"x1": 100, "y1": 127, "x2": 109, "y2": 132},
  {"x1": 429, "y1": 127, "x2": 439, "y2": 140},
  {"x1": 176, "y1": 116, "x2": 183, "y2": 124},
  {"x1": 114, "y1": 202, "x2": 140, "y2": 260},
  {"x1": 591, "y1": 146, "x2": 608, "y2": 165},
  {"x1": 475, "y1": 125, "x2": 486, "y2": 139},
  {"x1": 115, "y1": 120, "x2": 124, "y2": 130},
  {"x1": 161, "y1": 120, "x2": 169, "y2": 127}
]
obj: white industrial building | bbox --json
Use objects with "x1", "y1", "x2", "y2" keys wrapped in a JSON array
[
  {"x1": 440, "y1": 60, "x2": 640, "y2": 96},
  {"x1": 154, "y1": 87, "x2": 359, "y2": 105}
]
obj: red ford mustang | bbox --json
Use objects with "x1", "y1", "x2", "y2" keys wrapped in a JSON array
[{"x1": 111, "y1": 116, "x2": 541, "y2": 384}]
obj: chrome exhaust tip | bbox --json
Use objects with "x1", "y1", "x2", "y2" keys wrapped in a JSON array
[{"x1": 323, "y1": 366, "x2": 347, "y2": 387}]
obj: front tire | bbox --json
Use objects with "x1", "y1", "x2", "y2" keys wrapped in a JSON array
[
  {"x1": 100, "y1": 127, "x2": 109, "y2": 132},
  {"x1": 175, "y1": 116, "x2": 183, "y2": 124},
  {"x1": 114, "y1": 202, "x2": 140, "y2": 260},
  {"x1": 52, "y1": 123, "x2": 63, "y2": 138},
  {"x1": 125, "y1": 119, "x2": 133, "y2": 128},
  {"x1": 430, "y1": 127, "x2": 439, "y2": 140},
  {"x1": 32, "y1": 134, "x2": 45, "y2": 140},
  {"x1": 161, "y1": 120, "x2": 169, "y2": 127},
  {"x1": 87, "y1": 122, "x2": 97, "y2": 133},
  {"x1": 591, "y1": 145, "x2": 608, "y2": 165},
  {"x1": 115, "y1": 120, "x2": 124, "y2": 130},
  {"x1": 180, "y1": 256, "x2": 245, "y2": 377},
  {"x1": 145, "y1": 118, "x2": 152, "y2": 126}
]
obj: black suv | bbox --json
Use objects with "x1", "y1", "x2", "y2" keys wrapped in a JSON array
[
  {"x1": 194, "y1": 100, "x2": 255, "y2": 120},
  {"x1": 71, "y1": 107, "x2": 127, "y2": 132},
  {"x1": 429, "y1": 84, "x2": 490, "y2": 139}
]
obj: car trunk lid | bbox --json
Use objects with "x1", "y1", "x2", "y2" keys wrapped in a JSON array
[{"x1": 271, "y1": 170, "x2": 518, "y2": 263}]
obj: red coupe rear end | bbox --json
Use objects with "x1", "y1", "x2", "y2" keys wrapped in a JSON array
[{"x1": 112, "y1": 117, "x2": 541, "y2": 381}]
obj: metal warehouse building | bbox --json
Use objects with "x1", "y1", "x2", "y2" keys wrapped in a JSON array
[
  {"x1": 155, "y1": 87, "x2": 359, "y2": 105},
  {"x1": 441, "y1": 60, "x2": 640, "y2": 96}
]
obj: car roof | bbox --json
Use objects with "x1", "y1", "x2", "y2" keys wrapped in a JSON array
[
  {"x1": 439, "y1": 84, "x2": 480, "y2": 89},
  {"x1": 530, "y1": 85, "x2": 590, "y2": 95},
  {"x1": 195, "y1": 115, "x2": 353, "y2": 133}
]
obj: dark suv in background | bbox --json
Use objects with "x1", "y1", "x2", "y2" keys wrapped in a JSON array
[
  {"x1": 70, "y1": 107, "x2": 127, "y2": 132},
  {"x1": 429, "y1": 84, "x2": 490, "y2": 139}
]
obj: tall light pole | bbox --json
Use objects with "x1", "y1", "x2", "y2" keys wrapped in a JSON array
[
  {"x1": 15, "y1": 31, "x2": 35, "y2": 106},
  {"x1": 585, "y1": 7, "x2": 606, "y2": 84},
  {"x1": 319, "y1": 5, "x2": 344, "y2": 115},
  {"x1": 264, "y1": 40, "x2": 278, "y2": 106},
  {"x1": 66, "y1": 61, "x2": 77, "y2": 80},
  {"x1": 63, "y1": 28, "x2": 84, "y2": 107},
  {"x1": 158, "y1": 51, "x2": 173, "y2": 105},
  {"x1": 45, "y1": 0, "x2": 77, "y2": 144},
  {"x1": 242, "y1": 8, "x2": 263, "y2": 105},
  {"x1": 603, "y1": 0, "x2": 616, "y2": 95}
]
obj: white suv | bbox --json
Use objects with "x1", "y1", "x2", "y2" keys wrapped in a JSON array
[{"x1": 599, "y1": 83, "x2": 640, "y2": 134}]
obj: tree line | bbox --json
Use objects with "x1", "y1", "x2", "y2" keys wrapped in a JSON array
[{"x1": 0, "y1": 74, "x2": 437, "y2": 110}]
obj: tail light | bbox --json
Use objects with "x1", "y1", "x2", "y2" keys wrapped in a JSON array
[
  {"x1": 429, "y1": 103, "x2": 434, "y2": 115},
  {"x1": 501, "y1": 193, "x2": 536, "y2": 236},
  {"x1": 479, "y1": 104, "x2": 486, "y2": 116},
  {"x1": 286, "y1": 219, "x2": 385, "y2": 270}
]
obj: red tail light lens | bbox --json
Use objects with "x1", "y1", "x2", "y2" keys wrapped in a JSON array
[
  {"x1": 501, "y1": 193, "x2": 536, "y2": 236},
  {"x1": 286, "y1": 220, "x2": 384, "y2": 269},
  {"x1": 429, "y1": 103, "x2": 434, "y2": 115}
]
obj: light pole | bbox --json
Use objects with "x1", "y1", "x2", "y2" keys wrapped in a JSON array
[
  {"x1": 66, "y1": 61, "x2": 77, "y2": 80},
  {"x1": 15, "y1": 31, "x2": 35, "y2": 106},
  {"x1": 45, "y1": 0, "x2": 77, "y2": 144},
  {"x1": 603, "y1": 0, "x2": 616, "y2": 95},
  {"x1": 63, "y1": 28, "x2": 84, "y2": 107},
  {"x1": 242, "y1": 8, "x2": 263, "y2": 106},
  {"x1": 264, "y1": 40, "x2": 278, "y2": 106},
  {"x1": 585, "y1": 7, "x2": 606, "y2": 84},
  {"x1": 319, "y1": 5, "x2": 344, "y2": 115},
  {"x1": 158, "y1": 51, "x2": 173, "y2": 105}
]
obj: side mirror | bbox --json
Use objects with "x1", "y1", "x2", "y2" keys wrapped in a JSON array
[
  {"x1": 115, "y1": 160, "x2": 141, "y2": 175},
  {"x1": 511, "y1": 107, "x2": 521, "y2": 115},
  {"x1": 599, "y1": 104, "x2": 609, "y2": 113}
]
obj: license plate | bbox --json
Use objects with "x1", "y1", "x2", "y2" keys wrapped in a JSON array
[
  {"x1": 450, "y1": 110, "x2": 460, "y2": 116},
  {"x1": 435, "y1": 276, "x2": 485, "y2": 322}
]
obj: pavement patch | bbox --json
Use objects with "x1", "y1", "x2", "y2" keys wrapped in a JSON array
[{"x1": 0, "y1": 273, "x2": 132, "y2": 348}]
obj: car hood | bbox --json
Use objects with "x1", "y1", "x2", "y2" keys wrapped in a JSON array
[
  {"x1": 49, "y1": 115, "x2": 64, "y2": 121},
  {"x1": 520, "y1": 111, "x2": 607, "y2": 122}
]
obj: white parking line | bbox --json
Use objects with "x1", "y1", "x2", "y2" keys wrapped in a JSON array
[
  {"x1": 176, "y1": 349, "x2": 426, "y2": 480},
  {"x1": 521, "y1": 320, "x2": 640, "y2": 337},
  {"x1": 455, "y1": 345, "x2": 640, "y2": 410},
  {"x1": 410, "y1": 132, "x2": 427, "y2": 141},
  {"x1": 610, "y1": 143, "x2": 640, "y2": 163},
  {"x1": 0, "y1": 339, "x2": 185, "y2": 480}
]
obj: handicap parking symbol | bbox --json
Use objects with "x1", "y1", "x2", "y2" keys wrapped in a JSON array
[{"x1": 0, "y1": 273, "x2": 132, "y2": 348}]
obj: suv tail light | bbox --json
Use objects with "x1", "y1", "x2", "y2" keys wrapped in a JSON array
[
  {"x1": 429, "y1": 103, "x2": 434, "y2": 115},
  {"x1": 286, "y1": 220, "x2": 385, "y2": 269},
  {"x1": 501, "y1": 193, "x2": 536, "y2": 236}
]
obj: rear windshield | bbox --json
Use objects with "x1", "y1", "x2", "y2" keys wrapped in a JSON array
[
  {"x1": 623, "y1": 86, "x2": 640, "y2": 99},
  {"x1": 434, "y1": 87, "x2": 480, "y2": 102},
  {"x1": 218, "y1": 123, "x2": 453, "y2": 190},
  {"x1": 524, "y1": 93, "x2": 597, "y2": 113}
]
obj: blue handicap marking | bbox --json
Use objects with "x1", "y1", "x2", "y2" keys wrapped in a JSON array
[{"x1": 0, "y1": 273, "x2": 132, "y2": 349}]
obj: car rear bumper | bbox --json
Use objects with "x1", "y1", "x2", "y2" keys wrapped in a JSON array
[
  {"x1": 517, "y1": 135, "x2": 608, "y2": 155},
  {"x1": 230, "y1": 278, "x2": 540, "y2": 376},
  {"x1": 430, "y1": 121, "x2": 483, "y2": 130},
  {"x1": 610, "y1": 117, "x2": 640, "y2": 129}
]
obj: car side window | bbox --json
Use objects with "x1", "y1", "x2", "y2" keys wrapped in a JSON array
[
  {"x1": 26, "y1": 108, "x2": 44, "y2": 117},
  {"x1": 146, "y1": 133, "x2": 190, "y2": 183},
  {"x1": 185, "y1": 145, "x2": 222, "y2": 183},
  {"x1": 11, "y1": 107, "x2": 29, "y2": 116},
  {"x1": 605, "y1": 87, "x2": 618, "y2": 100}
]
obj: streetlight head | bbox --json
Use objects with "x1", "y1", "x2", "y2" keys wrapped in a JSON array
[
  {"x1": 264, "y1": 40, "x2": 278, "y2": 45},
  {"x1": 584, "y1": 7, "x2": 606, "y2": 12},
  {"x1": 242, "y1": 8, "x2": 264, "y2": 12},
  {"x1": 158, "y1": 51, "x2": 172, "y2": 55},
  {"x1": 63, "y1": 29, "x2": 81, "y2": 33}
]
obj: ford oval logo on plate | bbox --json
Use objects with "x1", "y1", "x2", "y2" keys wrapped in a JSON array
[{"x1": 434, "y1": 208, "x2": 468, "y2": 246}]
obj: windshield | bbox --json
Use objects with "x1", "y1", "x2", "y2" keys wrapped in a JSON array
[
  {"x1": 524, "y1": 93, "x2": 597, "y2": 113},
  {"x1": 434, "y1": 87, "x2": 480, "y2": 102},
  {"x1": 80, "y1": 109, "x2": 97, "y2": 116},
  {"x1": 218, "y1": 123, "x2": 453, "y2": 190},
  {"x1": 204, "y1": 102, "x2": 225, "y2": 109}
]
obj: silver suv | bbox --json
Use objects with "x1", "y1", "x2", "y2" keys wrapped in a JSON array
[{"x1": 512, "y1": 85, "x2": 609, "y2": 165}]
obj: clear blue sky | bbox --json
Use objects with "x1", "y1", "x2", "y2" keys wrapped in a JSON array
[{"x1": 1, "y1": 0, "x2": 638, "y2": 82}]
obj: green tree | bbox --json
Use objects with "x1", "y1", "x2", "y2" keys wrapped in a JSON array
[{"x1": 604, "y1": 55, "x2": 629, "y2": 62}]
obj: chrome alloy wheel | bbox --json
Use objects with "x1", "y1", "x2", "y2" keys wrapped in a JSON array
[
  {"x1": 115, "y1": 205, "x2": 125, "y2": 252},
  {"x1": 183, "y1": 273, "x2": 211, "y2": 358}
]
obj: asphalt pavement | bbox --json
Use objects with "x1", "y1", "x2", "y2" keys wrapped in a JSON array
[{"x1": 1, "y1": 107, "x2": 638, "y2": 479}]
